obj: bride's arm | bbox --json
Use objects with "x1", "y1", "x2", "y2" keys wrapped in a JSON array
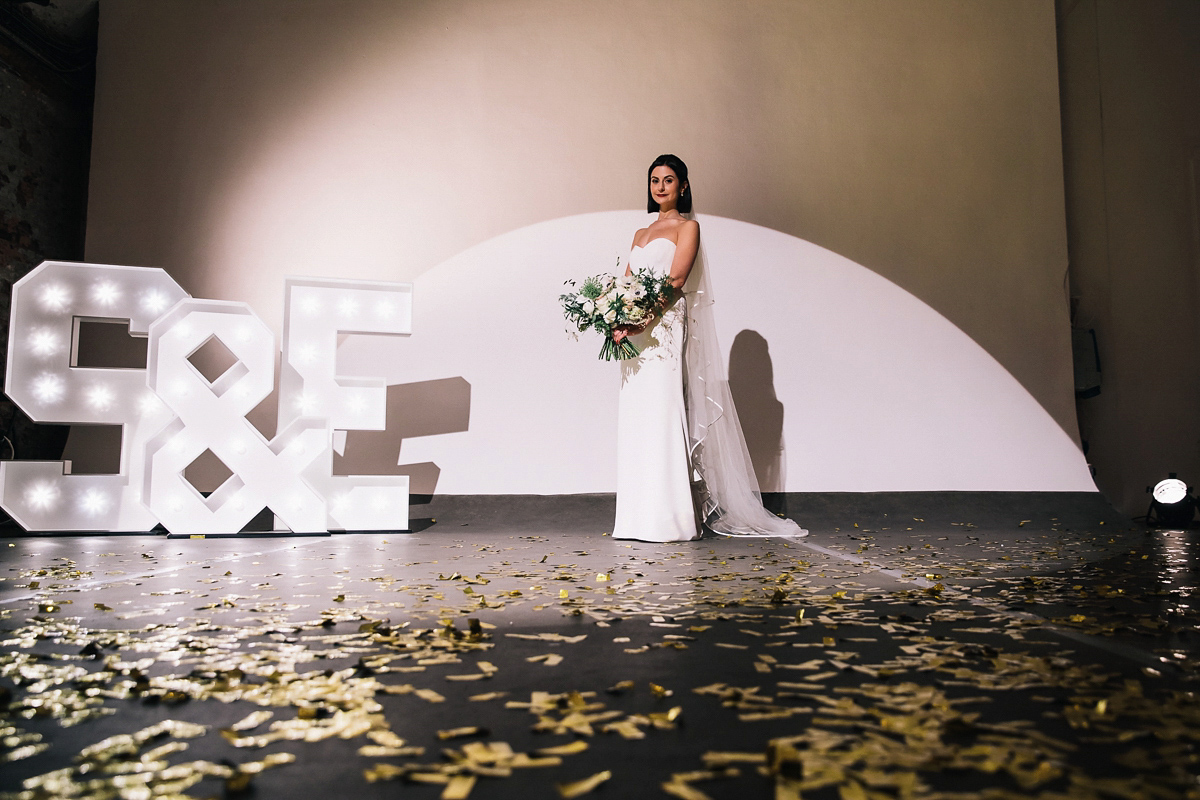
[{"x1": 667, "y1": 220, "x2": 699, "y2": 290}]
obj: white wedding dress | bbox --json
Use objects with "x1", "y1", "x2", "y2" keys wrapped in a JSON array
[
  {"x1": 612, "y1": 238, "x2": 701, "y2": 542},
  {"x1": 610, "y1": 230, "x2": 808, "y2": 542}
]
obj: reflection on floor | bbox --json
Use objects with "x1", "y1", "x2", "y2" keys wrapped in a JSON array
[{"x1": 1, "y1": 494, "x2": 1197, "y2": 800}]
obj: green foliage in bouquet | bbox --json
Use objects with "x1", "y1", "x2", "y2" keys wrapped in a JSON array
[{"x1": 559, "y1": 259, "x2": 675, "y2": 361}]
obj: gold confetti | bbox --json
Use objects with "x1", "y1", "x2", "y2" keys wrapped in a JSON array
[
  {"x1": 661, "y1": 780, "x2": 712, "y2": 800},
  {"x1": 437, "y1": 726, "x2": 488, "y2": 740},
  {"x1": 536, "y1": 740, "x2": 590, "y2": 756},
  {"x1": 527, "y1": 653, "x2": 564, "y2": 666},
  {"x1": 229, "y1": 710, "x2": 273, "y2": 731},
  {"x1": 701, "y1": 751, "x2": 767, "y2": 767},
  {"x1": 441, "y1": 775, "x2": 476, "y2": 799},
  {"x1": 3, "y1": 515, "x2": 1193, "y2": 800},
  {"x1": 556, "y1": 770, "x2": 612, "y2": 798}
]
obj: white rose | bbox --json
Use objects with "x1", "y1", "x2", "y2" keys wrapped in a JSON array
[
  {"x1": 603, "y1": 308, "x2": 617, "y2": 324},
  {"x1": 582, "y1": 299, "x2": 595, "y2": 315}
]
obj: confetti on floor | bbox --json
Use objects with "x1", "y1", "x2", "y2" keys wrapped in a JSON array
[{"x1": 0, "y1": 497, "x2": 1197, "y2": 799}]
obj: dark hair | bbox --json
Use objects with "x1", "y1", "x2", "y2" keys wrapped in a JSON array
[{"x1": 646, "y1": 153, "x2": 693, "y2": 214}]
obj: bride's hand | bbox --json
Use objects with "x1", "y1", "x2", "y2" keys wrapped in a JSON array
[
  {"x1": 657, "y1": 285, "x2": 676, "y2": 310},
  {"x1": 613, "y1": 324, "x2": 645, "y2": 343}
]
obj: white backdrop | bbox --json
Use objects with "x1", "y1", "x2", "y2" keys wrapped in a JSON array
[
  {"x1": 335, "y1": 212, "x2": 1096, "y2": 494},
  {"x1": 88, "y1": 1, "x2": 1081, "y2": 445}
]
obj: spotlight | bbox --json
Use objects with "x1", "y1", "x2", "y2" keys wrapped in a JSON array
[{"x1": 1146, "y1": 473, "x2": 1196, "y2": 528}]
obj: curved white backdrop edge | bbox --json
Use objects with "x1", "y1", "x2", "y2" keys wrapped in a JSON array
[{"x1": 334, "y1": 212, "x2": 1097, "y2": 494}]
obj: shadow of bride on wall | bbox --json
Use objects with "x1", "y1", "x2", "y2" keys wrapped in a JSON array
[{"x1": 727, "y1": 329, "x2": 788, "y2": 516}]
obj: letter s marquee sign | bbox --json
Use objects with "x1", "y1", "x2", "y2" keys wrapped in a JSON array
[{"x1": 1, "y1": 261, "x2": 411, "y2": 535}]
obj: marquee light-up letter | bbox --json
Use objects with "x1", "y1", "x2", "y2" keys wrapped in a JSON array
[
  {"x1": 278, "y1": 278, "x2": 412, "y2": 530},
  {"x1": 142, "y1": 300, "x2": 329, "y2": 535},
  {"x1": 1, "y1": 262, "x2": 417, "y2": 534},
  {"x1": 0, "y1": 262, "x2": 188, "y2": 531}
]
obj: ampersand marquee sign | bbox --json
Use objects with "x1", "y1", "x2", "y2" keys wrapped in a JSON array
[{"x1": 1, "y1": 261, "x2": 412, "y2": 535}]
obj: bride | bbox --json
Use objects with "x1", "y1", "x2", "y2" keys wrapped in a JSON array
[{"x1": 610, "y1": 154, "x2": 807, "y2": 542}]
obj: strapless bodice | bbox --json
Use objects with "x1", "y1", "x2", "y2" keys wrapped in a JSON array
[{"x1": 629, "y1": 237, "x2": 677, "y2": 274}]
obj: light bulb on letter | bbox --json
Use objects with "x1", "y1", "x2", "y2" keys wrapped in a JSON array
[
  {"x1": 92, "y1": 281, "x2": 120, "y2": 306},
  {"x1": 87, "y1": 385, "x2": 115, "y2": 411},
  {"x1": 137, "y1": 393, "x2": 163, "y2": 416},
  {"x1": 28, "y1": 329, "x2": 59, "y2": 356},
  {"x1": 32, "y1": 374, "x2": 64, "y2": 404},
  {"x1": 142, "y1": 291, "x2": 169, "y2": 315},
  {"x1": 26, "y1": 483, "x2": 58, "y2": 510},
  {"x1": 80, "y1": 489, "x2": 110, "y2": 516},
  {"x1": 295, "y1": 393, "x2": 317, "y2": 415},
  {"x1": 39, "y1": 284, "x2": 69, "y2": 311}
]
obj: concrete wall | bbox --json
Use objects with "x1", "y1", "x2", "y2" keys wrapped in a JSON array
[
  {"x1": 0, "y1": 3, "x2": 95, "y2": 463},
  {"x1": 1059, "y1": 0, "x2": 1200, "y2": 514}
]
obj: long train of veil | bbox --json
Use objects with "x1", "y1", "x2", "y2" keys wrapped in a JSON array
[{"x1": 682, "y1": 214, "x2": 807, "y2": 538}]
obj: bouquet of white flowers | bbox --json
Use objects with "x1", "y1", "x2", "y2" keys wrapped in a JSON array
[{"x1": 560, "y1": 261, "x2": 675, "y2": 360}]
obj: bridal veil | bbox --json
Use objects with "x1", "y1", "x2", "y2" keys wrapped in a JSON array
[{"x1": 682, "y1": 214, "x2": 807, "y2": 538}]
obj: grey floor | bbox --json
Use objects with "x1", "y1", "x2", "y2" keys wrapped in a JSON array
[{"x1": 1, "y1": 492, "x2": 1196, "y2": 799}]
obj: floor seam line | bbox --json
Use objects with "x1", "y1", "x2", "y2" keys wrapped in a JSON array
[
  {"x1": 794, "y1": 538, "x2": 1164, "y2": 669},
  {"x1": 0, "y1": 537, "x2": 326, "y2": 607}
]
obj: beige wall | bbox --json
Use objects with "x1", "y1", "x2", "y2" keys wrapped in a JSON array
[
  {"x1": 84, "y1": 0, "x2": 1080, "y2": 474},
  {"x1": 1059, "y1": 0, "x2": 1200, "y2": 514}
]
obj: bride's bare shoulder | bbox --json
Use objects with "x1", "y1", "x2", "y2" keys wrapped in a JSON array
[
  {"x1": 676, "y1": 218, "x2": 699, "y2": 237},
  {"x1": 631, "y1": 225, "x2": 650, "y2": 247}
]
